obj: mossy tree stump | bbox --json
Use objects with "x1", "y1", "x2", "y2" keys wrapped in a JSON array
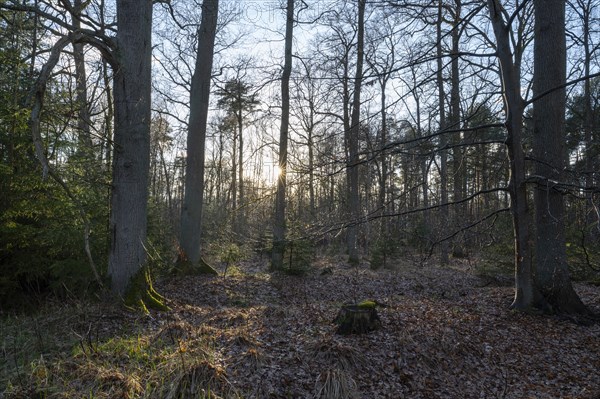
[{"x1": 334, "y1": 302, "x2": 382, "y2": 335}]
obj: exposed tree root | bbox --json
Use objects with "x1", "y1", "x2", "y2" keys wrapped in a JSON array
[{"x1": 124, "y1": 266, "x2": 170, "y2": 313}]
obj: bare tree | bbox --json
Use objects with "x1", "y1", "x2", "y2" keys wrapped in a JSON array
[
  {"x1": 272, "y1": 0, "x2": 295, "y2": 270},
  {"x1": 487, "y1": 0, "x2": 540, "y2": 310},
  {"x1": 179, "y1": 0, "x2": 219, "y2": 266},
  {"x1": 437, "y1": 0, "x2": 450, "y2": 264},
  {"x1": 346, "y1": 0, "x2": 366, "y2": 265}
]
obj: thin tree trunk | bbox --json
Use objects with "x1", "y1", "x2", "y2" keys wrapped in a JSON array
[
  {"x1": 72, "y1": 0, "x2": 92, "y2": 153},
  {"x1": 272, "y1": 0, "x2": 294, "y2": 270},
  {"x1": 379, "y1": 79, "x2": 388, "y2": 227},
  {"x1": 158, "y1": 143, "x2": 174, "y2": 221},
  {"x1": 237, "y1": 107, "x2": 244, "y2": 232},
  {"x1": 217, "y1": 127, "x2": 223, "y2": 205},
  {"x1": 231, "y1": 127, "x2": 237, "y2": 214},
  {"x1": 450, "y1": 0, "x2": 465, "y2": 257},
  {"x1": 437, "y1": 0, "x2": 449, "y2": 264},
  {"x1": 580, "y1": 1, "x2": 598, "y2": 238},
  {"x1": 179, "y1": 0, "x2": 219, "y2": 265},
  {"x1": 308, "y1": 126, "x2": 316, "y2": 217},
  {"x1": 347, "y1": 0, "x2": 366, "y2": 265}
]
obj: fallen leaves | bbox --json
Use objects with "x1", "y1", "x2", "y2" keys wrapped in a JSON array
[
  {"x1": 154, "y1": 258, "x2": 600, "y2": 398},
  {"x1": 2, "y1": 257, "x2": 599, "y2": 398}
]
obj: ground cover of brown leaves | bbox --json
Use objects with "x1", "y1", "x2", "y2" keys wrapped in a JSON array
[
  {"x1": 154, "y1": 257, "x2": 600, "y2": 398},
  {"x1": 2, "y1": 256, "x2": 599, "y2": 398}
]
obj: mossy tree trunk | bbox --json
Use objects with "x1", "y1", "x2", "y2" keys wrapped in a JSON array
[{"x1": 124, "y1": 266, "x2": 169, "y2": 313}]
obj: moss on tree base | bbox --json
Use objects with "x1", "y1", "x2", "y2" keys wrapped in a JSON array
[{"x1": 124, "y1": 266, "x2": 169, "y2": 313}]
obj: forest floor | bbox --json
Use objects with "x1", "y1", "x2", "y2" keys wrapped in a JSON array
[{"x1": 2, "y1": 255, "x2": 600, "y2": 399}]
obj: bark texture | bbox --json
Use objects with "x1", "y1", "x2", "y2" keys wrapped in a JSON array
[
  {"x1": 532, "y1": 0, "x2": 587, "y2": 314},
  {"x1": 180, "y1": 0, "x2": 219, "y2": 266},
  {"x1": 487, "y1": 0, "x2": 543, "y2": 311},
  {"x1": 108, "y1": 0, "x2": 153, "y2": 296}
]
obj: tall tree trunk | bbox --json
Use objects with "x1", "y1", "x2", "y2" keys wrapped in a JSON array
[
  {"x1": 532, "y1": 0, "x2": 587, "y2": 314},
  {"x1": 347, "y1": 0, "x2": 366, "y2": 265},
  {"x1": 450, "y1": 0, "x2": 466, "y2": 257},
  {"x1": 237, "y1": 107, "x2": 244, "y2": 233},
  {"x1": 217, "y1": 127, "x2": 224, "y2": 205},
  {"x1": 487, "y1": 0, "x2": 543, "y2": 311},
  {"x1": 108, "y1": 0, "x2": 153, "y2": 296},
  {"x1": 437, "y1": 0, "x2": 449, "y2": 265},
  {"x1": 580, "y1": 0, "x2": 598, "y2": 239},
  {"x1": 272, "y1": 0, "x2": 294, "y2": 270},
  {"x1": 101, "y1": 55, "x2": 113, "y2": 168},
  {"x1": 231, "y1": 127, "x2": 237, "y2": 214},
  {"x1": 308, "y1": 125, "x2": 315, "y2": 217},
  {"x1": 379, "y1": 78, "x2": 388, "y2": 230},
  {"x1": 180, "y1": 0, "x2": 219, "y2": 265}
]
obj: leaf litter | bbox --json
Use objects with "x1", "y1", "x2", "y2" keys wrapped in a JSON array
[{"x1": 2, "y1": 256, "x2": 599, "y2": 398}]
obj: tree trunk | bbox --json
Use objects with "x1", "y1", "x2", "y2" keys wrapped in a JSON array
[
  {"x1": 237, "y1": 107, "x2": 244, "y2": 233},
  {"x1": 450, "y1": 0, "x2": 466, "y2": 258},
  {"x1": 437, "y1": 0, "x2": 449, "y2": 265},
  {"x1": 180, "y1": 0, "x2": 219, "y2": 265},
  {"x1": 487, "y1": 0, "x2": 544, "y2": 311},
  {"x1": 308, "y1": 125, "x2": 316, "y2": 217},
  {"x1": 231, "y1": 125, "x2": 237, "y2": 214},
  {"x1": 379, "y1": 78, "x2": 388, "y2": 231},
  {"x1": 272, "y1": 0, "x2": 294, "y2": 271},
  {"x1": 108, "y1": 0, "x2": 153, "y2": 296},
  {"x1": 346, "y1": 0, "x2": 366, "y2": 266},
  {"x1": 532, "y1": 0, "x2": 588, "y2": 314},
  {"x1": 72, "y1": 0, "x2": 92, "y2": 153},
  {"x1": 580, "y1": 1, "x2": 598, "y2": 239}
]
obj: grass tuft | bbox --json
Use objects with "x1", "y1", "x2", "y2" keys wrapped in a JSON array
[
  {"x1": 161, "y1": 360, "x2": 236, "y2": 399},
  {"x1": 314, "y1": 368, "x2": 359, "y2": 399},
  {"x1": 309, "y1": 336, "x2": 366, "y2": 371}
]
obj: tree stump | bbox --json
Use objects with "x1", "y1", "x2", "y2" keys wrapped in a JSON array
[{"x1": 334, "y1": 303, "x2": 382, "y2": 335}]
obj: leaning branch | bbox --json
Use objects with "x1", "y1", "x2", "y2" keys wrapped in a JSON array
[{"x1": 525, "y1": 71, "x2": 600, "y2": 106}]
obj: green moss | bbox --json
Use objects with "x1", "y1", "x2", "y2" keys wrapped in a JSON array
[
  {"x1": 357, "y1": 300, "x2": 377, "y2": 309},
  {"x1": 124, "y1": 267, "x2": 169, "y2": 313}
]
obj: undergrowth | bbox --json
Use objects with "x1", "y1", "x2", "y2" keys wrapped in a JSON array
[{"x1": 1, "y1": 304, "x2": 238, "y2": 399}]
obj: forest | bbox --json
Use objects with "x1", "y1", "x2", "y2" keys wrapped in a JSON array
[{"x1": 1, "y1": 0, "x2": 600, "y2": 397}]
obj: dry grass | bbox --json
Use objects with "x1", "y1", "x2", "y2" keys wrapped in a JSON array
[
  {"x1": 314, "y1": 368, "x2": 360, "y2": 399},
  {"x1": 161, "y1": 360, "x2": 237, "y2": 399},
  {"x1": 308, "y1": 336, "x2": 366, "y2": 371}
]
